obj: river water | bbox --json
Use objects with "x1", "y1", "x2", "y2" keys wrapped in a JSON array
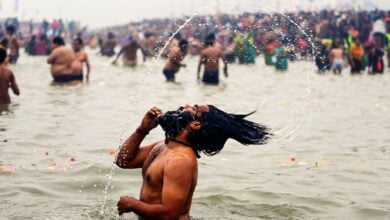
[{"x1": 0, "y1": 49, "x2": 389, "y2": 220}]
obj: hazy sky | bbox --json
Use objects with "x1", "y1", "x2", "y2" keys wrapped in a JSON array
[{"x1": 0, "y1": 0, "x2": 389, "y2": 29}]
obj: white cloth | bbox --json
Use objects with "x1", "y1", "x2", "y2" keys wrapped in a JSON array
[{"x1": 372, "y1": 20, "x2": 386, "y2": 34}]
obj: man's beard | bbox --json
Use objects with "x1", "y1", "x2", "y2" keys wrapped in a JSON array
[{"x1": 158, "y1": 109, "x2": 194, "y2": 139}]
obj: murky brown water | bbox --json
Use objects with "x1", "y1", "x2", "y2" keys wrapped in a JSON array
[{"x1": 0, "y1": 49, "x2": 389, "y2": 220}]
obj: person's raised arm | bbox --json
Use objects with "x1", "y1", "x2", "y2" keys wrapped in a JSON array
[
  {"x1": 116, "y1": 107, "x2": 163, "y2": 169},
  {"x1": 117, "y1": 154, "x2": 197, "y2": 218}
]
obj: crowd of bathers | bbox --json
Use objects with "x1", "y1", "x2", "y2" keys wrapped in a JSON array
[
  {"x1": 1, "y1": 8, "x2": 390, "y2": 72},
  {"x1": 0, "y1": 17, "x2": 83, "y2": 58},
  {"x1": 87, "y1": 9, "x2": 389, "y2": 73}
]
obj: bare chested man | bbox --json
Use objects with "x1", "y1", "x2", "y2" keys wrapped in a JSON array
[
  {"x1": 116, "y1": 104, "x2": 270, "y2": 219},
  {"x1": 143, "y1": 32, "x2": 157, "y2": 57},
  {"x1": 0, "y1": 47, "x2": 19, "y2": 104},
  {"x1": 329, "y1": 41, "x2": 345, "y2": 74},
  {"x1": 112, "y1": 39, "x2": 145, "y2": 67},
  {"x1": 47, "y1": 36, "x2": 81, "y2": 83},
  {"x1": 162, "y1": 40, "x2": 188, "y2": 82},
  {"x1": 72, "y1": 38, "x2": 91, "y2": 82},
  {"x1": 101, "y1": 32, "x2": 117, "y2": 57},
  {"x1": 197, "y1": 33, "x2": 228, "y2": 85},
  {"x1": 6, "y1": 26, "x2": 19, "y2": 64}
]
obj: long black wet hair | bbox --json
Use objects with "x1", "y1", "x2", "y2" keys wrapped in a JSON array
[
  {"x1": 188, "y1": 105, "x2": 270, "y2": 157},
  {"x1": 159, "y1": 105, "x2": 271, "y2": 158}
]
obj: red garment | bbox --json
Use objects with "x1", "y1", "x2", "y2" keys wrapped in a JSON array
[
  {"x1": 377, "y1": 58, "x2": 383, "y2": 72},
  {"x1": 35, "y1": 40, "x2": 46, "y2": 55},
  {"x1": 296, "y1": 39, "x2": 308, "y2": 50},
  {"x1": 266, "y1": 44, "x2": 274, "y2": 53}
]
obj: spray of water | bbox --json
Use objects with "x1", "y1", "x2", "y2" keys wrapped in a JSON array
[{"x1": 229, "y1": 0, "x2": 317, "y2": 142}]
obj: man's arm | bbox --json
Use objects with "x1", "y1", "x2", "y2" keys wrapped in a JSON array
[
  {"x1": 47, "y1": 50, "x2": 58, "y2": 64},
  {"x1": 115, "y1": 107, "x2": 162, "y2": 169},
  {"x1": 219, "y1": 51, "x2": 228, "y2": 77},
  {"x1": 139, "y1": 44, "x2": 147, "y2": 62},
  {"x1": 348, "y1": 46, "x2": 355, "y2": 67},
  {"x1": 197, "y1": 54, "x2": 204, "y2": 81},
  {"x1": 220, "y1": 51, "x2": 228, "y2": 77},
  {"x1": 170, "y1": 51, "x2": 185, "y2": 68},
  {"x1": 329, "y1": 50, "x2": 334, "y2": 66},
  {"x1": 117, "y1": 155, "x2": 197, "y2": 219},
  {"x1": 112, "y1": 46, "x2": 125, "y2": 64},
  {"x1": 9, "y1": 72, "x2": 20, "y2": 96},
  {"x1": 84, "y1": 53, "x2": 91, "y2": 82}
]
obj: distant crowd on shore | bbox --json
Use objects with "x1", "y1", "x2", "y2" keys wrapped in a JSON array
[{"x1": 1, "y1": 8, "x2": 390, "y2": 104}]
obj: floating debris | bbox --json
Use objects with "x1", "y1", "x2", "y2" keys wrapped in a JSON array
[
  {"x1": 109, "y1": 149, "x2": 116, "y2": 156},
  {"x1": 314, "y1": 161, "x2": 326, "y2": 168}
]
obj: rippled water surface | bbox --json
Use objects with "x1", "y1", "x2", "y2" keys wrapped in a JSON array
[{"x1": 1, "y1": 50, "x2": 389, "y2": 220}]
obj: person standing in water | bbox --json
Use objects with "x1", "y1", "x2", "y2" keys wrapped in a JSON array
[
  {"x1": 112, "y1": 38, "x2": 146, "y2": 67},
  {"x1": 197, "y1": 33, "x2": 228, "y2": 85},
  {"x1": 329, "y1": 41, "x2": 345, "y2": 74},
  {"x1": 72, "y1": 37, "x2": 91, "y2": 82},
  {"x1": 162, "y1": 39, "x2": 188, "y2": 82},
  {"x1": 315, "y1": 43, "x2": 330, "y2": 72},
  {"x1": 100, "y1": 32, "x2": 117, "y2": 57},
  {"x1": 47, "y1": 36, "x2": 81, "y2": 83},
  {"x1": 116, "y1": 104, "x2": 270, "y2": 219},
  {"x1": 6, "y1": 26, "x2": 19, "y2": 64},
  {"x1": 367, "y1": 44, "x2": 385, "y2": 74},
  {"x1": 348, "y1": 38, "x2": 365, "y2": 74},
  {"x1": 0, "y1": 47, "x2": 19, "y2": 104}
]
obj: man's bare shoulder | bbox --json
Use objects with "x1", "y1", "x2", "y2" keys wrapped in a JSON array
[
  {"x1": 80, "y1": 50, "x2": 88, "y2": 56},
  {"x1": 167, "y1": 148, "x2": 197, "y2": 166},
  {"x1": 202, "y1": 47, "x2": 217, "y2": 55},
  {"x1": 165, "y1": 152, "x2": 197, "y2": 179},
  {"x1": 51, "y1": 47, "x2": 65, "y2": 56},
  {"x1": 77, "y1": 51, "x2": 89, "y2": 59},
  {"x1": 0, "y1": 66, "x2": 12, "y2": 76}
]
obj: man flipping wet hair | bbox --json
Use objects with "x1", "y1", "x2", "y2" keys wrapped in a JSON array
[{"x1": 116, "y1": 104, "x2": 270, "y2": 219}]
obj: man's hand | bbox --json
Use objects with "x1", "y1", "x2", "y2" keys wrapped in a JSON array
[
  {"x1": 139, "y1": 107, "x2": 163, "y2": 131},
  {"x1": 117, "y1": 196, "x2": 135, "y2": 215}
]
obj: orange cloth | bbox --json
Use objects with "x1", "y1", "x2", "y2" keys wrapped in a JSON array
[{"x1": 349, "y1": 43, "x2": 364, "y2": 60}]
